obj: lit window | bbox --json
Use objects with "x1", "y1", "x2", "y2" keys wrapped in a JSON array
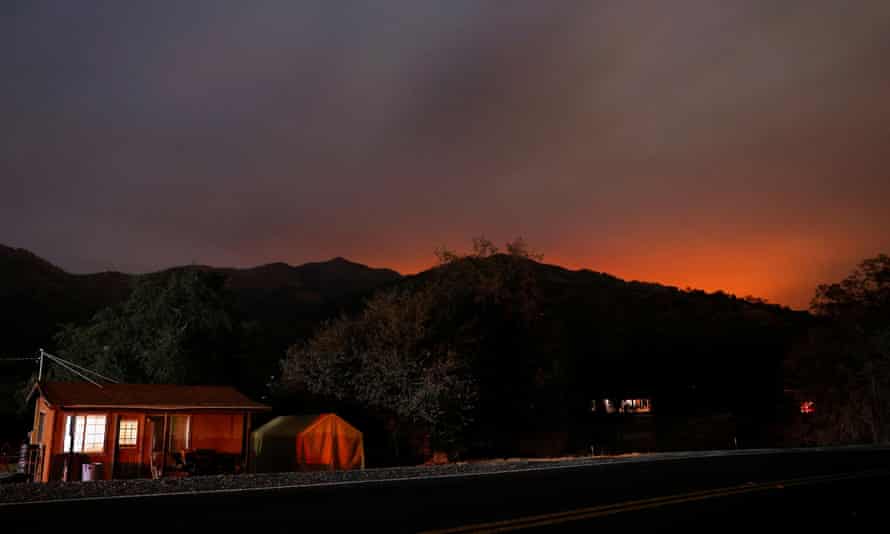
[
  {"x1": 618, "y1": 398, "x2": 652, "y2": 413},
  {"x1": 35, "y1": 412, "x2": 46, "y2": 443},
  {"x1": 83, "y1": 416, "x2": 106, "y2": 452},
  {"x1": 118, "y1": 420, "x2": 138, "y2": 447},
  {"x1": 63, "y1": 415, "x2": 107, "y2": 453},
  {"x1": 63, "y1": 415, "x2": 83, "y2": 452},
  {"x1": 800, "y1": 401, "x2": 815, "y2": 414}
]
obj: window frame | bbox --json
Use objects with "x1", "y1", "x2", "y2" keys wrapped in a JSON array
[
  {"x1": 62, "y1": 414, "x2": 108, "y2": 454},
  {"x1": 118, "y1": 419, "x2": 139, "y2": 448},
  {"x1": 35, "y1": 412, "x2": 46, "y2": 443}
]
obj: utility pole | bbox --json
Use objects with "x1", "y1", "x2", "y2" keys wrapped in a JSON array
[{"x1": 38, "y1": 348, "x2": 45, "y2": 383}]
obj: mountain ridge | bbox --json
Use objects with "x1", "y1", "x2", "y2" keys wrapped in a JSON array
[
  {"x1": 1, "y1": 244, "x2": 811, "y2": 446},
  {"x1": 0, "y1": 244, "x2": 402, "y2": 358}
]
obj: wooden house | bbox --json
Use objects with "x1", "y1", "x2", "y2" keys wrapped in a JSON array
[{"x1": 28, "y1": 382, "x2": 270, "y2": 482}]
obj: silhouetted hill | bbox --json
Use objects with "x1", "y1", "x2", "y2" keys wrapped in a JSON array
[
  {"x1": 0, "y1": 245, "x2": 131, "y2": 357},
  {"x1": 522, "y1": 259, "x2": 810, "y2": 405},
  {"x1": 2, "y1": 246, "x2": 809, "y2": 448},
  {"x1": 390, "y1": 254, "x2": 811, "y2": 449},
  {"x1": 218, "y1": 258, "x2": 402, "y2": 386},
  {"x1": 221, "y1": 257, "x2": 400, "y2": 299},
  {"x1": 0, "y1": 245, "x2": 402, "y2": 441},
  {"x1": 0, "y1": 246, "x2": 134, "y2": 441},
  {"x1": 1, "y1": 245, "x2": 806, "y2": 389},
  {"x1": 0, "y1": 244, "x2": 67, "y2": 287},
  {"x1": 0, "y1": 245, "x2": 400, "y2": 361}
]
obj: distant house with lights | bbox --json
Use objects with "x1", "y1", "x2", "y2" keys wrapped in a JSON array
[
  {"x1": 776, "y1": 386, "x2": 820, "y2": 446},
  {"x1": 586, "y1": 391, "x2": 741, "y2": 454},
  {"x1": 586, "y1": 393, "x2": 657, "y2": 454},
  {"x1": 783, "y1": 388, "x2": 816, "y2": 415},
  {"x1": 590, "y1": 397, "x2": 653, "y2": 415},
  {"x1": 27, "y1": 382, "x2": 270, "y2": 482}
]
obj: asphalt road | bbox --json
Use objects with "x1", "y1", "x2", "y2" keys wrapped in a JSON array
[{"x1": 4, "y1": 447, "x2": 890, "y2": 532}]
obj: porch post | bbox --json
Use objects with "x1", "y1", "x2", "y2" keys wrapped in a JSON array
[
  {"x1": 109, "y1": 414, "x2": 120, "y2": 480},
  {"x1": 242, "y1": 412, "x2": 252, "y2": 473},
  {"x1": 160, "y1": 414, "x2": 169, "y2": 478}
]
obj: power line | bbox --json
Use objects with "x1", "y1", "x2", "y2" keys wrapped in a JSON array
[
  {"x1": 41, "y1": 351, "x2": 121, "y2": 384},
  {"x1": 43, "y1": 353, "x2": 104, "y2": 388},
  {"x1": 5, "y1": 348, "x2": 123, "y2": 388}
]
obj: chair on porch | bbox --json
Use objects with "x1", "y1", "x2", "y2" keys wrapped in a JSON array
[{"x1": 149, "y1": 448, "x2": 195, "y2": 479}]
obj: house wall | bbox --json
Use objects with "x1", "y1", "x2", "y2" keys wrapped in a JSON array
[
  {"x1": 45, "y1": 408, "x2": 117, "y2": 481},
  {"x1": 190, "y1": 413, "x2": 244, "y2": 453},
  {"x1": 30, "y1": 397, "x2": 58, "y2": 483},
  {"x1": 34, "y1": 396, "x2": 252, "y2": 482},
  {"x1": 113, "y1": 412, "x2": 147, "y2": 478}
]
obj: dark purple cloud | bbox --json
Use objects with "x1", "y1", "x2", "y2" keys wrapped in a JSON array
[{"x1": 2, "y1": 1, "x2": 889, "y2": 307}]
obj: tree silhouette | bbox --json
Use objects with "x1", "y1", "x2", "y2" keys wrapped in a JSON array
[
  {"x1": 789, "y1": 254, "x2": 890, "y2": 444},
  {"x1": 281, "y1": 237, "x2": 544, "y2": 455},
  {"x1": 281, "y1": 286, "x2": 477, "y2": 454},
  {"x1": 54, "y1": 269, "x2": 238, "y2": 385}
]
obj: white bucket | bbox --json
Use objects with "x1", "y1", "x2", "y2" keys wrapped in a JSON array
[{"x1": 81, "y1": 462, "x2": 104, "y2": 481}]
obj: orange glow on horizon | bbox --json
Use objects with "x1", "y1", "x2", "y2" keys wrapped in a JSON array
[
  {"x1": 353, "y1": 234, "x2": 851, "y2": 311},
  {"x1": 360, "y1": 252, "x2": 804, "y2": 309}
]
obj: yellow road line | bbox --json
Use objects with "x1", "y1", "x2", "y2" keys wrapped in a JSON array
[{"x1": 421, "y1": 469, "x2": 890, "y2": 534}]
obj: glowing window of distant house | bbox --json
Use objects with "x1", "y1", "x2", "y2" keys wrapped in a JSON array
[
  {"x1": 118, "y1": 420, "x2": 138, "y2": 447},
  {"x1": 63, "y1": 415, "x2": 107, "y2": 453},
  {"x1": 800, "y1": 401, "x2": 815, "y2": 414},
  {"x1": 621, "y1": 399, "x2": 652, "y2": 412}
]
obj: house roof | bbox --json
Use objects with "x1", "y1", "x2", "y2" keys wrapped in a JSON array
[{"x1": 35, "y1": 381, "x2": 270, "y2": 411}]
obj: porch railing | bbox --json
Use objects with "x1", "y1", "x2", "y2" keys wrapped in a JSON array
[{"x1": 1, "y1": 445, "x2": 44, "y2": 482}]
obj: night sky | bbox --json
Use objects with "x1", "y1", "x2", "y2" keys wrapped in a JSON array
[{"x1": 2, "y1": 1, "x2": 889, "y2": 309}]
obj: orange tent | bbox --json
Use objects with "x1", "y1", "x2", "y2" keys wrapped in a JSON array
[{"x1": 252, "y1": 414, "x2": 365, "y2": 473}]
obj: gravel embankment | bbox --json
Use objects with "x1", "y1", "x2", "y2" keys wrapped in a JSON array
[
  {"x1": 2, "y1": 446, "x2": 881, "y2": 504},
  {"x1": 0, "y1": 455, "x2": 612, "y2": 504}
]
